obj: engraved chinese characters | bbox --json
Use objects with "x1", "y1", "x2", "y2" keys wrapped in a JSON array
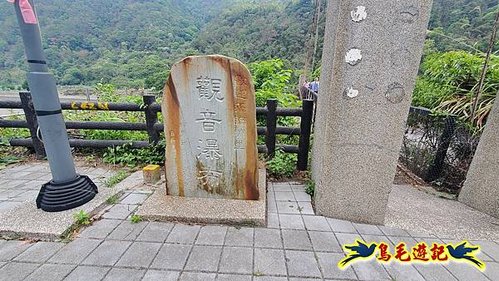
[{"x1": 162, "y1": 55, "x2": 259, "y2": 200}]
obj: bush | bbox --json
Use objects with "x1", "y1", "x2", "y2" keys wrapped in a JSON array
[
  {"x1": 414, "y1": 51, "x2": 499, "y2": 129},
  {"x1": 266, "y1": 149, "x2": 296, "y2": 179},
  {"x1": 248, "y1": 59, "x2": 301, "y2": 108},
  {"x1": 103, "y1": 142, "x2": 165, "y2": 167}
]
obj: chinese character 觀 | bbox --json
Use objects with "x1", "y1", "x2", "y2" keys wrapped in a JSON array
[{"x1": 197, "y1": 76, "x2": 224, "y2": 102}]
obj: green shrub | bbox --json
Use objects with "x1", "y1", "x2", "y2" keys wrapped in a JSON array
[
  {"x1": 414, "y1": 51, "x2": 499, "y2": 129},
  {"x1": 305, "y1": 179, "x2": 315, "y2": 196},
  {"x1": 248, "y1": 59, "x2": 301, "y2": 108},
  {"x1": 266, "y1": 149, "x2": 296, "y2": 178},
  {"x1": 103, "y1": 142, "x2": 165, "y2": 167}
]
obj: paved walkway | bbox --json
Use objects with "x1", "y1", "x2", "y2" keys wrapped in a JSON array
[{"x1": 0, "y1": 167, "x2": 499, "y2": 280}]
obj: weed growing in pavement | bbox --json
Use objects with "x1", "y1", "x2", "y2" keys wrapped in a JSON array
[
  {"x1": 305, "y1": 179, "x2": 315, "y2": 196},
  {"x1": 130, "y1": 214, "x2": 142, "y2": 224},
  {"x1": 73, "y1": 210, "x2": 91, "y2": 226},
  {"x1": 106, "y1": 194, "x2": 120, "y2": 204},
  {"x1": 104, "y1": 170, "x2": 129, "y2": 188}
]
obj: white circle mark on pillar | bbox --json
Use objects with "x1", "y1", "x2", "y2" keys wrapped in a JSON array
[
  {"x1": 351, "y1": 6, "x2": 367, "y2": 22},
  {"x1": 345, "y1": 87, "x2": 359, "y2": 99},
  {"x1": 345, "y1": 48, "x2": 362, "y2": 66}
]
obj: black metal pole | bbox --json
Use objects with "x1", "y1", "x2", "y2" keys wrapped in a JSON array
[
  {"x1": 19, "y1": 91, "x2": 45, "y2": 159},
  {"x1": 425, "y1": 116, "x2": 456, "y2": 182},
  {"x1": 10, "y1": 0, "x2": 97, "y2": 212},
  {"x1": 297, "y1": 99, "x2": 314, "y2": 171}
]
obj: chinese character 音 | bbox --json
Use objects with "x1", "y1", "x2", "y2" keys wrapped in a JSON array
[{"x1": 196, "y1": 109, "x2": 222, "y2": 133}]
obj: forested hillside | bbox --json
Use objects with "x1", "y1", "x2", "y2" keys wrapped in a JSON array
[
  {"x1": 0, "y1": 0, "x2": 239, "y2": 89},
  {"x1": 429, "y1": 0, "x2": 498, "y2": 52},
  {"x1": 0, "y1": 0, "x2": 497, "y2": 90}
]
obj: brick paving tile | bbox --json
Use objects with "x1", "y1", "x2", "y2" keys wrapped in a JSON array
[
  {"x1": 224, "y1": 227, "x2": 254, "y2": 247},
  {"x1": 107, "y1": 220, "x2": 148, "y2": 241},
  {"x1": 303, "y1": 215, "x2": 331, "y2": 231},
  {"x1": 308, "y1": 231, "x2": 342, "y2": 252},
  {"x1": 254, "y1": 248, "x2": 287, "y2": 275},
  {"x1": 150, "y1": 244, "x2": 191, "y2": 270},
  {"x1": 0, "y1": 262, "x2": 40, "y2": 281},
  {"x1": 316, "y1": 252, "x2": 356, "y2": 280},
  {"x1": 196, "y1": 225, "x2": 227, "y2": 246},
  {"x1": 136, "y1": 221, "x2": 174, "y2": 242},
  {"x1": 274, "y1": 191, "x2": 295, "y2": 201},
  {"x1": 353, "y1": 223, "x2": 384, "y2": 235},
  {"x1": 78, "y1": 219, "x2": 121, "y2": 239},
  {"x1": 285, "y1": 250, "x2": 322, "y2": 278},
  {"x1": 0, "y1": 240, "x2": 32, "y2": 261},
  {"x1": 115, "y1": 241, "x2": 162, "y2": 268},
  {"x1": 276, "y1": 201, "x2": 301, "y2": 215},
  {"x1": 24, "y1": 264, "x2": 75, "y2": 281},
  {"x1": 184, "y1": 245, "x2": 222, "y2": 272},
  {"x1": 218, "y1": 247, "x2": 253, "y2": 274},
  {"x1": 482, "y1": 261, "x2": 499, "y2": 280},
  {"x1": 102, "y1": 204, "x2": 137, "y2": 220},
  {"x1": 267, "y1": 213, "x2": 280, "y2": 229},
  {"x1": 216, "y1": 273, "x2": 252, "y2": 280},
  {"x1": 254, "y1": 228, "x2": 282, "y2": 249},
  {"x1": 14, "y1": 242, "x2": 63, "y2": 263},
  {"x1": 351, "y1": 259, "x2": 391, "y2": 280},
  {"x1": 102, "y1": 268, "x2": 146, "y2": 281},
  {"x1": 444, "y1": 262, "x2": 489, "y2": 281},
  {"x1": 279, "y1": 214, "x2": 305, "y2": 230},
  {"x1": 282, "y1": 229, "x2": 313, "y2": 250},
  {"x1": 166, "y1": 224, "x2": 201, "y2": 244},
  {"x1": 383, "y1": 263, "x2": 425, "y2": 281},
  {"x1": 254, "y1": 277, "x2": 288, "y2": 281},
  {"x1": 81, "y1": 240, "x2": 131, "y2": 266},
  {"x1": 120, "y1": 193, "x2": 150, "y2": 205},
  {"x1": 413, "y1": 264, "x2": 457, "y2": 281},
  {"x1": 142, "y1": 269, "x2": 180, "y2": 281},
  {"x1": 327, "y1": 218, "x2": 357, "y2": 233},
  {"x1": 49, "y1": 238, "x2": 102, "y2": 264},
  {"x1": 179, "y1": 272, "x2": 216, "y2": 281},
  {"x1": 63, "y1": 265, "x2": 110, "y2": 281}
]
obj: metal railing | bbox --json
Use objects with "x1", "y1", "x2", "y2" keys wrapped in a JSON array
[
  {"x1": 0, "y1": 92, "x2": 315, "y2": 171},
  {"x1": 400, "y1": 106, "x2": 478, "y2": 191}
]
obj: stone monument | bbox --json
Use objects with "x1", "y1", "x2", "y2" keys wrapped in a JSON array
[
  {"x1": 458, "y1": 100, "x2": 499, "y2": 218},
  {"x1": 312, "y1": 1, "x2": 433, "y2": 224},
  {"x1": 162, "y1": 55, "x2": 259, "y2": 200}
]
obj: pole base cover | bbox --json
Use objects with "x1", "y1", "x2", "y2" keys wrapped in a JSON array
[{"x1": 36, "y1": 175, "x2": 98, "y2": 212}]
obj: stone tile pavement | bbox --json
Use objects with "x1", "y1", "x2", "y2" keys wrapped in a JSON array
[
  {"x1": 0, "y1": 162, "x2": 140, "y2": 238},
  {"x1": 1, "y1": 171, "x2": 499, "y2": 280}
]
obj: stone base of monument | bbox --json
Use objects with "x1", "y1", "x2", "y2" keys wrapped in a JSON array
[{"x1": 136, "y1": 167, "x2": 267, "y2": 226}]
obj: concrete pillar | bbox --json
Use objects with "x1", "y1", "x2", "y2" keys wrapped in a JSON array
[
  {"x1": 312, "y1": 0, "x2": 433, "y2": 224},
  {"x1": 458, "y1": 100, "x2": 499, "y2": 218}
]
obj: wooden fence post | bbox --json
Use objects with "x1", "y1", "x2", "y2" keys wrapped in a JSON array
[
  {"x1": 297, "y1": 99, "x2": 314, "y2": 171},
  {"x1": 425, "y1": 115, "x2": 456, "y2": 182},
  {"x1": 143, "y1": 95, "x2": 160, "y2": 144},
  {"x1": 19, "y1": 91, "x2": 46, "y2": 159},
  {"x1": 265, "y1": 99, "x2": 277, "y2": 158}
]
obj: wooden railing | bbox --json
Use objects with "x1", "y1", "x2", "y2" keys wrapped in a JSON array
[{"x1": 0, "y1": 92, "x2": 315, "y2": 170}]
